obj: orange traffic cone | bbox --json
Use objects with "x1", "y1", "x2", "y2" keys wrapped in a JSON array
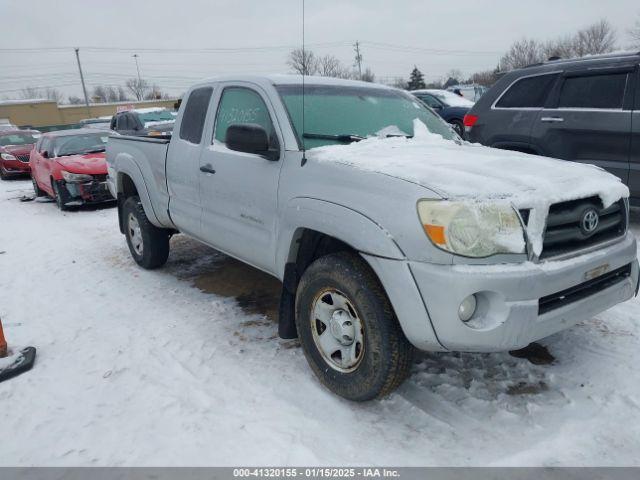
[{"x1": 0, "y1": 317, "x2": 7, "y2": 358}]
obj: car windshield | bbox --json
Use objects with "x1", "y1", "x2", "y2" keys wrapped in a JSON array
[
  {"x1": 54, "y1": 133, "x2": 109, "y2": 157},
  {"x1": 137, "y1": 110, "x2": 175, "y2": 124},
  {"x1": 276, "y1": 84, "x2": 456, "y2": 149},
  {"x1": 0, "y1": 132, "x2": 40, "y2": 146}
]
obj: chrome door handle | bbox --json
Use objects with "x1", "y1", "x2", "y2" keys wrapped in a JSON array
[
  {"x1": 199, "y1": 164, "x2": 216, "y2": 174},
  {"x1": 541, "y1": 117, "x2": 564, "y2": 123}
]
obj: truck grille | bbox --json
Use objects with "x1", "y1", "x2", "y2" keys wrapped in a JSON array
[
  {"x1": 15, "y1": 154, "x2": 30, "y2": 163},
  {"x1": 539, "y1": 197, "x2": 626, "y2": 260},
  {"x1": 538, "y1": 263, "x2": 632, "y2": 315}
]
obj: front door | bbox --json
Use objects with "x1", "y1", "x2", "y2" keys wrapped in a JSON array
[
  {"x1": 627, "y1": 67, "x2": 640, "y2": 202},
  {"x1": 530, "y1": 69, "x2": 633, "y2": 184},
  {"x1": 198, "y1": 84, "x2": 283, "y2": 273}
]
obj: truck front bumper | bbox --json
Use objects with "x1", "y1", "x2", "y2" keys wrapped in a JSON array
[{"x1": 364, "y1": 233, "x2": 638, "y2": 353}]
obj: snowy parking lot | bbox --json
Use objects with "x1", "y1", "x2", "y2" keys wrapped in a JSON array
[{"x1": 1, "y1": 177, "x2": 639, "y2": 466}]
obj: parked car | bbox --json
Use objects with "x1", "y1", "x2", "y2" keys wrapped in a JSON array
[
  {"x1": 446, "y1": 84, "x2": 488, "y2": 102},
  {"x1": 109, "y1": 108, "x2": 175, "y2": 137},
  {"x1": 412, "y1": 89, "x2": 474, "y2": 136},
  {"x1": 79, "y1": 116, "x2": 113, "y2": 131},
  {"x1": 107, "y1": 75, "x2": 638, "y2": 401},
  {"x1": 0, "y1": 129, "x2": 41, "y2": 179},
  {"x1": 465, "y1": 51, "x2": 640, "y2": 204},
  {"x1": 30, "y1": 129, "x2": 114, "y2": 209}
]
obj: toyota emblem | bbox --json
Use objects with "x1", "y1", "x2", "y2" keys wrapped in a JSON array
[{"x1": 581, "y1": 208, "x2": 599, "y2": 235}]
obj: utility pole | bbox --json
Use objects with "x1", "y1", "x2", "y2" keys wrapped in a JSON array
[
  {"x1": 133, "y1": 54, "x2": 142, "y2": 83},
  {"x1": 74, "y1": 48, "x2": 90, "y2": 113},
  {"x1": 353, "y1": 41, "x2": 363, "y2": 80}
]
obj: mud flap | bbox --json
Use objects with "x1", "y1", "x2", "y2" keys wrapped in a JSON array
[
  {"x1": 278, "y1": 263, "x2": 299, "y2": 339},
  {"x1": 0, "y1": 347, "x2": 37, "y2": 383}
]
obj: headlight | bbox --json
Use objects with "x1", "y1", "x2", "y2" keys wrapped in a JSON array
[
  {"x1": 61, "y1": 171, "x2": 93, "y2": 183},
  {"x1": 417, "y1": 199, "x2": 525, "y2": 257},
  {"x1": 1, "y1": 153, "x2": 16, "y2": 160}
]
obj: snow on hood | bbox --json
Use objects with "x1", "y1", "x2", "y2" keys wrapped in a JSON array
[
  {"x1": 56, "y1": 153, "x2": 107, "y2": 174},
  {"x1": 308, "y1": 120, "x2": 629, "y2": 256}
]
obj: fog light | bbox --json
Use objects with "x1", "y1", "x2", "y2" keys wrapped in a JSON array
[{"x1": 458, "y1": 295, "x2": 477, "y2": 322}]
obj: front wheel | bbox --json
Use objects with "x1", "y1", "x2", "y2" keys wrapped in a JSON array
[
  {"x1": 52, "y1": 181, "x2": 69, "y2": 211},
  {"x1": 122, "y1": 196, "x2": 170, "y2": 269},
  {"x1": 295, "y1": 252, "x2": 414, "y2": 401},
  {"x1": 32, "y1": 176, "x2": 44, "y2": 197}
]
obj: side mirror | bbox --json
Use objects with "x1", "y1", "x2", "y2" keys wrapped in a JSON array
[
  {"x1": 226, "y1": 123, "x2": 275, "y2": 159},
  {"x1": 42, "y1": 151, "x2": 49, "y2": 159},
  {"x1": 432, "y1": 104, "x2": 443, "y2": 111}
]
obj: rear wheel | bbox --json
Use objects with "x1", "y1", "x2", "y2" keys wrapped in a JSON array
[
  {"x1": 295, "y1": 252, "x2": 414, "y2": 401},
  {"x1": 122, "y1": 195, "x2": 170, "y2": 269}
]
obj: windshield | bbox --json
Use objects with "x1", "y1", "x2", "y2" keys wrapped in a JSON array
[
  {"x1": 276, "y1": 84, "x2": 456, "y2": 149},
  {"x1": 0, "y1": 132, "x2": 40, "y2": 147},
  {"x1": 137, "y1": 110, "x2": 175, "y2": 125},
  {"x1": 54, "y1": 133, "x2": 109, "y2": 157}
]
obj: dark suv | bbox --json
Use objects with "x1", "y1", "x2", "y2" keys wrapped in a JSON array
[{"x1": 465, "y1": 52, "x2": 640, "y2": 204}]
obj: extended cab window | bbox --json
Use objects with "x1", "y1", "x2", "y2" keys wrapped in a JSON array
[
  {"x1": 214, "y1": 87, "x2": 274, "y2": 144},
  {"x1": 495, "y1": 73, "x2": 559, "y2": 108},
  {"x1": 558, "y1": 73, "x2": 628, "y2": 109},
  {"x1": 179, "y1": 87, "x2": 213, "y2": 144}
]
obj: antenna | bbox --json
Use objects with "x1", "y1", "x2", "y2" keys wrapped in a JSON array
[{"x1": 301, "y1": 0, "x2": 307, "y2": 166}]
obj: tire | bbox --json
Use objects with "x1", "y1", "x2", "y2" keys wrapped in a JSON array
[
  {"x1": 0, "y1": 165, "x2": 9, "y2": 180},
  {"x1": 122, "y1": 195, "x2": 170, "y2": 269},
  {"x1": 295, "y1": 252, "x2": 414, "y2": 401},
  {"x1": 52, "y1": 180, "x2": 69, "y2": 211},
  {"x1": 32, "y1": 175, "x2": 44, "y2": 197},
  {"x1": 449, "y1": 119, "x2": 464, "y2": 138}
]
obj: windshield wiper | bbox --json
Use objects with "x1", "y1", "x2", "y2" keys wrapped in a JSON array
[
  {"x1": 303, "y1": 133, "x2": 365, "y2": 143},
  {"x1": 84, "y1": 147, "x2": 106, "y2": 154}
]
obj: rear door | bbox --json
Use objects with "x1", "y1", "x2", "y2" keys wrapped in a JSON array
[
  {"x1": 478, "y1": 72, "x2": 559, "y2": 149},
  {"x1": 629, "y1": 66, "x2": 640, "y2": 202},
  {"x1": 530, "y1": 67, "x2": 633, "y2": 184},
  {"x1": 166, "y1": 86, "x2": 215, "y2": 237}
]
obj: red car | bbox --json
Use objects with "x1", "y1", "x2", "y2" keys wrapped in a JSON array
[
  {"x1": 30, "y1": 129, "x2": 114, "y2": 210},
  {"x1": 0, "y1": 129, "x2": 41, "y2": 179}
]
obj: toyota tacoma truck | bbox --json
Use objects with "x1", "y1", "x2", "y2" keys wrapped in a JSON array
[{"x1": 106, "y1": 75, "x2": 639, "y2": 401}]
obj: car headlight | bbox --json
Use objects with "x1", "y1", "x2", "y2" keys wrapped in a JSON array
[
  {"x1": 61, "y1": 171, "x2": 93, "y2": 183},
  {"x1": 417, "y1": 199, "x2": 525, "y2": 257},
  {"x1": 1, "y1": 153, "x2": 16, "y2": 160}
]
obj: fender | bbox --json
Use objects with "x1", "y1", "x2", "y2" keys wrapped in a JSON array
[
  {"x1": 114, "y1": 152, "x2": 163, "y2": 228},
  {"x1": 275, "y1": 197, "x2": 406, "y2": 277}
]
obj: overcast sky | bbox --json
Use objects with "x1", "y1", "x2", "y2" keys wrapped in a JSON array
[{"x1": 1, "y1": 0, "x2": 639, "y2": 100}]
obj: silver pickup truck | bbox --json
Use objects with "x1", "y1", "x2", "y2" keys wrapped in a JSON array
[{"x1": 107, "y1": 75, "x2": 639, "y2": 401}]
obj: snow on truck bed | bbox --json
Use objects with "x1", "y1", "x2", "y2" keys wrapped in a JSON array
[
  {"x1": 1, "y1": 179, "x2": 640, "y2": 466},
  {"x1": 309, "y1": 120, "x2": 629, "y2": 256}
]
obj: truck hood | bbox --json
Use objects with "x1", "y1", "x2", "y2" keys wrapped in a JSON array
[
  {"x1": 308, "y1": 120, "x2": 629, "y2": 256},
  {"x1": 55, "y1": 153, "x2": 107, "y2": 175}
]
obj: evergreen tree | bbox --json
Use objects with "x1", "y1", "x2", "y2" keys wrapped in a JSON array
[{"x1": 407, "y1": 66, "x2": 426, "y2": 90}]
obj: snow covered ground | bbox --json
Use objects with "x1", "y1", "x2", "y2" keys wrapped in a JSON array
[{"x1": 1, "y1": 178, "x2": 639, "y2": 466}]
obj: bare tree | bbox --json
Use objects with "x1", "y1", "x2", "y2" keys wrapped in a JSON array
[
  {"x1": 542, "y1": 35, "x2": 576, "y2": 60},
  {"x1": 287, "y1": 48, "x2": 318, "y2": 76},
  {"x1": 144, "y1": 84, "x2": 167, "y2": 100},
  {"x1": 68, "y1": 96, "x2": 84, "y2": 105},
  {"x1": 573, "y1": 19, "x2": 617, "y2": 56},
  {"x1": 126, "y1": 78, "x2": 150, "y2": 101},
  {"x1": 630, "y1": 15, "x2": 640, "y2": 47},
  {"x1": 391, "y1": 77, "x2": 408, "y2": 90},
  {"x1": 499, "y1": 38, "x2": 544, "y2": 71},
  {"x1": 20, "y1": 87, "x2": 63, "y2": 103},
  {"x1": 316, "y1": 54, "x2": 352, "y2": 78},
  {"x1": 360, "y1": 68, "x2": 375, "y2": 83},
  {"x1": 468, "y1": 69, "x2": 500, "y2": 87}
]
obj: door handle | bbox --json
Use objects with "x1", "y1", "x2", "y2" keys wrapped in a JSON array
[
  {"x1": 541, "y1": 117, "x2": 564, "y2": 123},
  {"x1": 199, "y1": 164, "x2": 216, "y2": 174}
]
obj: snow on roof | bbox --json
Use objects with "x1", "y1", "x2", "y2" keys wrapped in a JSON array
[
  {"x1": 192, "y1": 74, "x2": 394, "y2": 90},
  {"x1": 0, "y1": 98, "x2": 53, "y2": 106},
  {"x1": 412, "y1": 89, "x2": 475, "y2": 107},
  {"x1": 308, "y1": 119, "x2": 628, "y2": 256}
]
